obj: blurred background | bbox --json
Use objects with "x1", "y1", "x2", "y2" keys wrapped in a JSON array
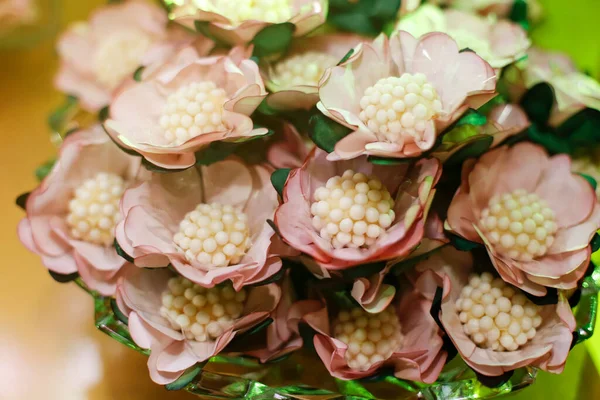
[{"x1": 0, "y1": 0, "x2": 599, "y2": 399}]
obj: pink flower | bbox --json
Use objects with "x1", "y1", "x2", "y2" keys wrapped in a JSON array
[
  {"x1": 116, "y1": 158, "x2": 289, "y2": 290},
  {"x1": 296, "y1": 288, "x2": 447, "y2": 381},
  {"x1": 263, "y1": 34, "x2": 367, "y2": 111},
  {"x1": 267, "y1": 123, "x2": 312, "y2": 169},
  {"x1": 317, "y1": 31, "x2": 496, "y2": 160},
  {"x1": 446, "y1": 142, "x2": 600, "y2": 296},
  {"x1": 116, "y1": 268, "x2": 281, "y2": 384},
  {"x1": 509, "y1": 47, "x2": 600, "y2": 126},
  {"x1": 433, "y1": 103, "x2": 530, "y2": 163},
  {"x1": 170, "y1": 0, "x2": 327, "y2": 45},
  {"x1": 416, "y1": 246, "x2": 576, "y2": 376},
  {"x1": 104, "y1": 46, "x2": 268, "y2": 170},
  {"x1": 274, "y1": 148, "x2": 442, "y2": 270},
  {"x1": 395, "y1": 4, "x2": 530, "y2": 69},
  {"x1": 55, "y1": 1, "x2": 211, "y2": 113},
  {"x1": 17, "y1": 126, "x2": 141, "y2": 295}
]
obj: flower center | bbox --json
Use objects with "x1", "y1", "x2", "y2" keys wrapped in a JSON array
[
  {"x1": 193, "y1": 0, "x2": 292, "y2": 24},
  {"x1": 66, "y1": 172, "x2": 124, "y2": 246},
  {"x1": 95, "y1": 29, "x2": 153, "y2": 90},
  {"x1": 174, "y1": 202, "x2": 251, "y2": 267},
  {"x1": 272, "y1": 51, "x2": 338, "y2": 89},
  {"x1": 456, "y1": 272, "x2": 542, "y2": 352},
  {"x1": 160, "y1": 81, "x2": 228, "y2": 146},
  {"x1": 160, "y1": 276, "x2": 247, "y2": 342},
  {"x1": 333, "y1": 306, "x2": 404, "y2": 371},
  {"x1": 359, "y1": 73, "x2": 442, "y2": 144},
  {"x1": 311, "y1": 170, "x2": 395, "y2": 249},
  {"x1": 447, "y1": 29, "x2": 494, "y2": 63},
  {"x1": 479, "y1": 189, "x2": 557, "y2": 261}
]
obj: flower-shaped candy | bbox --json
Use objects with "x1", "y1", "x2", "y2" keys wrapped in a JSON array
[
  {"x1": 105, "y1": 46, "x2": 268, "y2": 169},
  {"x1": 446, "y1": 142, "x2": 600, "y2": 295},
  {"x1": 171, "y1": 0, "x2": 326, "y2": 45},
  {"x1": 263, "y1": 34, "x2": 366, "y2": 111},
  {"x1": 416, "y1": 247, "x2": 576, "y2": 376},
  {"x1": 510, "y1": 47, "x2": 600, "y2": 126},
  {"x1": 297, "y1": 288, "x2": 447, "y2": 381},
  {"x1": 318, "y1": 31, "x2": 496, "y2": 160},
  {"x1": 275, "y1": 148, "x2": 441, "y2": 270},
  {"x1": 18, "y1": 126, "x2": 140, "y2": 295},
  {"x1": 116, "y1": 268, "x2": 281, "y2": 384},
  {"x1": 396, "y1": 4, "x2": 530, "y2": 69},
  {"x1": 55, "y1": 1, "x2": 211, "y2": 113},
  {"x1": 116, "y1": 158, "x2": 288, "y2": 289}
]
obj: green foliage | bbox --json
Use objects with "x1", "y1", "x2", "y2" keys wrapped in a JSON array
[
  {"x1": 520, "y1": 82, "x2": 554, "y2": 125},
  {"x1": 15, "y1": 192, "x2": 30, "y2": 211},
  {"x1": 308, "y1": 113, "x2": 352, "y2": 153},
  {"x1": 48, "y1": 96, "x2": 78, "y2": 135},
  {"x1": 165, "y1": 365, "x2": 203, "y2": 391},
  {"x1": 445, "y1": 135, "x2": 493, "y2": 167},
  {"x1": 35, "y1": 159, "x2": 55, "y2": 181},
  {"x1": 48, "y1": 270, "x2": 80, "y2": 284},
  {"x1": 271, "y1": 168, "x2": 291, "y2": 198},
  {"x1": 251, "y1": 23, "x2": 296, "y2": 58},
  {"x1": 577, "y1": 173, "x2": 598, "y2": 192},
  {"x1": 328, "y1": 0, "x2": 401, "y2": 36}
]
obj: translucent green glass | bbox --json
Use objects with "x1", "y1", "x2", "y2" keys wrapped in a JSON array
[{"x1": 80, "y1": 262, "x2": 599, "y2": 399}]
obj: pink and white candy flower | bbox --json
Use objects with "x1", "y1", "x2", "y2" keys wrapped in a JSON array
[
  {"x1": 263, "y1": 34, "x2": 367, "y2": 111},
  {"x1": 170, "y1": 0, "x2": 327, "y2": 45},
  {"x1": 18, "y1": 125, "x2": 140, "y2": 295},
  {"x1": 105, "y1": 46, "x2": 268, "y2": 170},
  {"x1": 317, "y1": 31, "x2": 496, "y2": 161},
  {"x1": 274, "y1": 148, "x2": 442, "y2": 270},
  {"x1": 116, "y1": 158, "x2": 289, "y2": 290},
  {"x1": 266, "y1": 122, "x2": 312, "y2": 169},
  {"x1": 294, "y1": 286, "x2": 447, "y2": 381},
  {"x1": 116, "y1": 268, "x2": 281, "y2": 384},
  {"x1": 55, "y1": 1, "x2": 212, "y2": 113},
  {"x1": 446, "y1": 142, "x2": 600, "y2": 296},
  {"x1": 416, "y1": 246, "x2": 575, "y2": 376},
  {"x1": 395, "y1": 4, "x2": 530, "y2": 69},
  {"x1": 509, "y1": 47, "x2": 600, "y2": 126}
]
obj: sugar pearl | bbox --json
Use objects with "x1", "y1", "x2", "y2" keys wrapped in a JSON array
[
  {"x1": 456, "y1": 273, "x2": 542, "y2": 351},
  {"x1": 161, "y1": 81, "x2": 227, "y2": 146},
  {"x1": 479, "y1": 190, "x2": 557, "y2": 261},
  {"x1": 160, "y1": 276, "x2": 246, "y2": 342},
  {"x1": 272, "y1": 51, "x2": 338, "y2": 89},
  {"x1": 67, "y1": 172, "x2": 125, "y2": 246},
  {"x1": 174, "y1": 203, "x2": 251, "y2": 266},
  {"x1": 333, "y1": 306, "x2": 404, "y2": 372},
  {"x1": 311, "y1": 170, "x2": 395, "y2": 249},
  {"x1": 359, "y1": 73, "x2": 442, "y2": 144}
]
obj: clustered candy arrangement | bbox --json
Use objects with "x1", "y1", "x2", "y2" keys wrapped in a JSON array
[{"x1": 17, "y1": 0, "x2": 600, "y2": 395}]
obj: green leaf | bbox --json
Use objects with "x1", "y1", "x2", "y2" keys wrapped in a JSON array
[
  {"x1": 48, "y1": 95, "x2": 78, "y2": 135},
  {"x1": 577, "y1": 173, "x2": 598, "y2": 192},
  {"x1": 114, "y1": 239, "x2": 135, "y2": 263},
  {"x1": 335, "y1": 378, "x2": 374, "y2": 398},
  {"x1": 449, "y1": 234, "x2": 481, "y2": 252},
  {"x1": 590, "y1": 233, "x2": 600, "y2": 253},
  {"x1": 527, "y1": 124, "x2": 571, "y2": 154},
  {"x1": 557, "y1": 108, "x2": 600, "y2": 150},
  {"x1": 194, "y1": 21, "x2": 218, "y2": 42},
  {"x1": 367, "y1": 156, "x2": 412, "y2": 165},
  {"x1": 337, "y1": 49, "x2": 354, "y2": 65},
  {"x1": 266, "y1": 219, "x2": 281, "y2": 237},
  {"x1": 248, "y1": 266, "x2": 288, "y2": 287},
  {"x1": 328, "y1": 12, "x2": 379, "y2": 36},
  {"x1": 444, "y1": 135, "x2": 493, "y2": 166},
  {"x1": 257, "y1": 98, "x2": 279, "y2": 116},
  {"x1": 442, "y1": 125, "x2": 481, "y2": 144},
  {"x1": 308, "y1": 113, "x2": 352, "y2": 153},
  {"x1": 455, "y1": 109, "x2": 487, "y2": 127},
  {"x1": 251, "y1": 23, "x2": 295, "y2": 58},
  {"x1": 15, "y1": 192, "x2": 30, "y2": 210},
  {"x1": 520, "y1": 82, "x2": 554, "y2": 125},
  {"x1": 509, "y1": 0, "x2": 529, "y2": 30},
  {"x1": 98, "y1": 106, "x2": 110, "y2": 123},
  {"x1": 194, "y1": 140, "x2": 239, "y2": 166},
  {"x1": 271, "y1": 168, "x2": 291, "y2": 198},
  {"x1": 111, "y1": 298, "x2": 129, "y2": 325},
  {"x1": 49, "y1": 270, "x2": 79, "y2": 284},
  {"x1": 165, "y1": 365, "x2": 202, "y2": 391},
  {"x1": 35, "y1": 159, "x2": 55, "y2": 181},
  {"x1": 237, "y1": 318, "x2": 273, "y2": 339},
  {"x1": 133, "y1": 66, "x2": 145, "y2": 82},
  {"x1": 330, "y1": 291, "x2": 359, "y2": 309}
]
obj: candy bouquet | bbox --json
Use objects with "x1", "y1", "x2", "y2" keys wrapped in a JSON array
[{"x1": 17, "y1": 0, "x2": 600, "y2": 399}]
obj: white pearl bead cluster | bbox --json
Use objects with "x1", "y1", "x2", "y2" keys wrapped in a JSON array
[
  {"x1": 173, "y1": 202, "x2": 251, "y2": 267},
  {"x1": 272, "y1": 51, "x2": 338, "y2": 89},
  {"x1": 160, "y1": 276, "x2": 247, "y2": 342},
  {"x1": 160, "y1": 81, "x2": 227, "y2": 146},
  {"x1": 479, "y1": 189, "x2": 558, "y2": 261},
  {"x1": 359, "y1": 73, "x2": 442, "y2": 143},
  {"x1": 456, "y1": 273, "x2": 542, "y2": 352},
  {"x1": 311, "y1": 170, "x2": 396, "y2": 249},
  {"x1": 196, "y1": 0, "x2": 292, "y2": 24},
  {"x1": 333, "y1": 307, "x2": 404, "y2": 371},
  {"x1": 66, "y1": 172, "x2": 125, "y2": 246},
  {"x1": 95, "y1": 29, "x2": 153, "y2": 90}
]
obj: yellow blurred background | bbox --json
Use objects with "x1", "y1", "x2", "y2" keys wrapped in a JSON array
[{"x1": 0, "y1": 1, "x2": 598, "y2": 399}]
